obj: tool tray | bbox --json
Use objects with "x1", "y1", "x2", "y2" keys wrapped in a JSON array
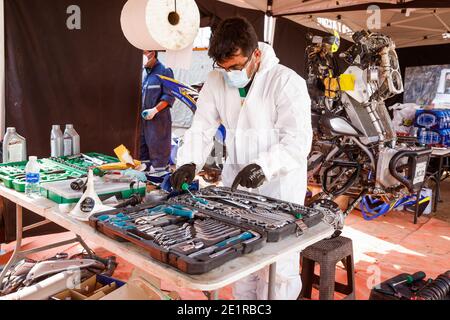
[
  {"x1": 167, "y1": 186, "x2": 324, "y2": 242},
  {"x1": 49, "y1": 153, "x2": 118, "y2": 172},
  {"x1": 41, "y1": 177, "x2": 146, "y2": 204},
  {"x1": 0, "y1": 158, "x2": 85, "y2": 192},
  {"x1": 0, "y1": 153, "x2": 117, "y2": 193},
  {"x1": 89, "y1": 202, "x2": 265, "y2": 275}
]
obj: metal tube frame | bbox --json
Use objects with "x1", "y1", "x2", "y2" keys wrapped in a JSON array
[{"x1": 0, "y1": 203, "x2": 94, "y2": 290}]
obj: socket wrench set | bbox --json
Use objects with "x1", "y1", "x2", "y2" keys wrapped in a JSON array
[
  {"x1": 0, "y1": 153, "x2": 117, "y2": 192},
  {"x1": 167, "y1": 186, "x2": 325, "y2": 242},
  {"x1": 89, "y1": 202, "x2": 264, "y2": 275}
]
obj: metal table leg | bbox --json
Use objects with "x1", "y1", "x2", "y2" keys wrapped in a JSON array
[
  {"x1": 268, "y1": 262, "x2": 277, "y2": 300},
  {"x1": 0, "y1": 204, "x2": 23, "y2": 288},
  {"x1": 414, "y1": 189, "x2": 420, "y2": 225},
  {"x1": 433, "y1": 156, "x2": 444, "y2": 212}
]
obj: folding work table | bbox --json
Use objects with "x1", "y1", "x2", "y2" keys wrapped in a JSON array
[{"x1": 0, "y1": 184, "x2": 334, "y2": 300}]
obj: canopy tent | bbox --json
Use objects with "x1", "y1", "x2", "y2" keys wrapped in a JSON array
[{"x1": 219, "y1": 0, "x2": 450, "y2": 47}]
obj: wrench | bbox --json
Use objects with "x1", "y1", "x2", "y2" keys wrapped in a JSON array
[
  {"x1": 169, "y1": 240, "x2": 204, "y2": 251},
  {"x1": 209, "y1": 187, "x2": 268, "y2": 202},
  {"x1": 194, "y1": 224, "x2": 230, "y2": 233},
  {"x1": 155, "y1": 229, "x2": 191, "y2": 241},
  {"x1": 194, "y1": 220, "x2": 220, "y2": 227},
  {"x1": 195, "y1": 227, "x2": 237, "y2": 238},
  {"x1": 154, "y1": 227, "x2": 190, "y2": 239},
  {"x1": 196, "y1": 229, "x2": 241, "y2": 241}
]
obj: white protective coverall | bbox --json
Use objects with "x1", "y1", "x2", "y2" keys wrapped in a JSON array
[{"x1": 176, "y1": 42, "x2": 313, "y2": 300}]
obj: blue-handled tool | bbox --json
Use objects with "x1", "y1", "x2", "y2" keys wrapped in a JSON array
[
  {"x1": 163, "y1": 207, "x2": 195, "y2": 219},
  {"x1": 215, "y1": 232, "x2": 253, "y2": 248},
  {"x1": 181, "y1": 183, "x2": 209, "y2": 205},
  {"x1": 188, "y1": 232, "x2": 254, "y2": 258},
  {"x1": 98, "y1": 213, "x2": 131, "y2": 223}
]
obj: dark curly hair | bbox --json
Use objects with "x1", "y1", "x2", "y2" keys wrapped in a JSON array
[{"x1": 208, "y1": 17, "x2": 258, "y2": 64}]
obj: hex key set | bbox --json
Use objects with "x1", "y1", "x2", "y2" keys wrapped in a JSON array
[
  {"x1": 168, "y1": 186, "x2": 324, "y2": 242},
  {"x1": 89, "y1": 202, "x2": 264, "y2": 275}
]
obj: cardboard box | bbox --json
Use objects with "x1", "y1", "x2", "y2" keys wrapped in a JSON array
[
  {"x1": 100, "y1": 268, "x2": 180, "y2": 300},
  {"x1": 51, "y1": 274, "x2": 125, "y2": 301},
  {"x1": 51, "y1": 270, "x2": 181, "y2": 300}
]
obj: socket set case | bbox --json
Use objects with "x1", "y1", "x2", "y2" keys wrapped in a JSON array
[
  {"x1": 0, "y1": 153, "x2": 117, "y2": 193},
  {"x1": 167, "y1": 186, "x2": 324, "y2": 242},
  {"x1": 89, "y1": 203, "x2": 265, "y2": 275}
]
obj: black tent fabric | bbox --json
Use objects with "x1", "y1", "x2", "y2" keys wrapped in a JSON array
[
  {"x1": 196, "y1": 0, "x2": 265, "y2": 38},
  {"x1": 2, "y1": 0, "x2": 142, "y2": 241},
  {"x1": 4, "y1": 0, "x2": 142, "y2": 158}
]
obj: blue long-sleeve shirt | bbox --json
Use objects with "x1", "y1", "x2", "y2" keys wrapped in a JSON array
[{"x1": 142, "y1": 60, "x2": 175, "y2": 110}]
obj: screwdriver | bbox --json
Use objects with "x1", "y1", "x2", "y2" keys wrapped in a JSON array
[
  {"x1": 181, "y1": 183, "x2": 209, "y2": 205},
  {"x1": 388, "y1": 271, "x2": 426, "y2": 296},
  {"x1": 391, "y1": 271, "x2": 426, "y2": 287}
]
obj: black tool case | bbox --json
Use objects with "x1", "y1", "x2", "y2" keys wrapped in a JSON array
[
  {"x1": 369, "y1": 273, "x2": 450, "y2": 300},
  {"x1": 167, "y1": 186, "x2": 324, "y2": 242},
  {"x1": 89, "y1": 203, "x2": 265, "y2": 275}
]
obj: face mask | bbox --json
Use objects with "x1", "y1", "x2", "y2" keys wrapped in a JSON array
[
  {"x1": 224, "y1": 68, "x2": 252, "y2": 88},
  {"x1": 223, "y1": 54, "x2": 255, "y2": 88}
]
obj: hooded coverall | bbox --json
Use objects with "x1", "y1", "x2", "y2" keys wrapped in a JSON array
[{"x1": 176, "y1": 42, "x2": 313, "y2": 300}]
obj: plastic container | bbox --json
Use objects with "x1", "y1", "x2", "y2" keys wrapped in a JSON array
[
  {"x1": 417, "y1": 129, "x2": 441, "y2": 145},
  {"x1": 25, "y1": 156, "x2": 41, "y2": 198},
  {"x1": 63, "y1": 124, "x2": 80, "y2": 156},
  {"x1": 415, "y1": 109, "x2": 450, "y2": 130},
  {"x1": 2, "y1": 127, "x2": 27, "y2": 163},
  {"x1": 50, "y1": 125, "x2": 64, "y2": 157}
]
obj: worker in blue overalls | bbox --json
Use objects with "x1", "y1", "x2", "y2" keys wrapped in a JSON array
[{"x1": 140, "y1": 50, "x2": 176, "y2": 170}]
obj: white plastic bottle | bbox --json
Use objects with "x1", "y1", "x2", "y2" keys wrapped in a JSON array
[
  {"x1": 25, "y1": 156, "x2": 41, "y2": 198},
  {"x1": 63, "y1": 124, "x2": 80, "y2": 156},
  {"x1": 50, "y1": 125, "x2": 64, "y2": 157},
  {"x1": 2, "y1": 127, "x2": 27, "y2": 163}
]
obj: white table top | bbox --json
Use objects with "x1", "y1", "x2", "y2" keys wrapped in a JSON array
[
  {"x1": 431, "y1": 147, "x2": 450, "y2": 157},
  {"x1": 0, "y1": 185, "x2": 334, "y2": 291}
]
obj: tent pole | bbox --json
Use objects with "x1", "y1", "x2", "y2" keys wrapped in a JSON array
[
  {"x1": 264, "y1": 0, "x2": 276, "y2": 46},
  {"x1": 264, "y1": 14, "x2": 276, "y2": 45},
  {"x1": 0, "y1": 0, "x2": 4, "y2": 140}
]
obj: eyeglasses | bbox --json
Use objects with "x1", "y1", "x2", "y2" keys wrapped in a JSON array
[{"x1": 213, "y1": 50, "x2": 256, "y2": 72}]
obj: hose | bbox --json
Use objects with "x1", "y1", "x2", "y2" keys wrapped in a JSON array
[{"x1": 416, "y1": 272, "x2": 450, "y2": 300}]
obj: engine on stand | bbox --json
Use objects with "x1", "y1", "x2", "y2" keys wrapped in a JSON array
[{"x1": 306, "y1": 30, "x2": 432, "y2": 221}]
